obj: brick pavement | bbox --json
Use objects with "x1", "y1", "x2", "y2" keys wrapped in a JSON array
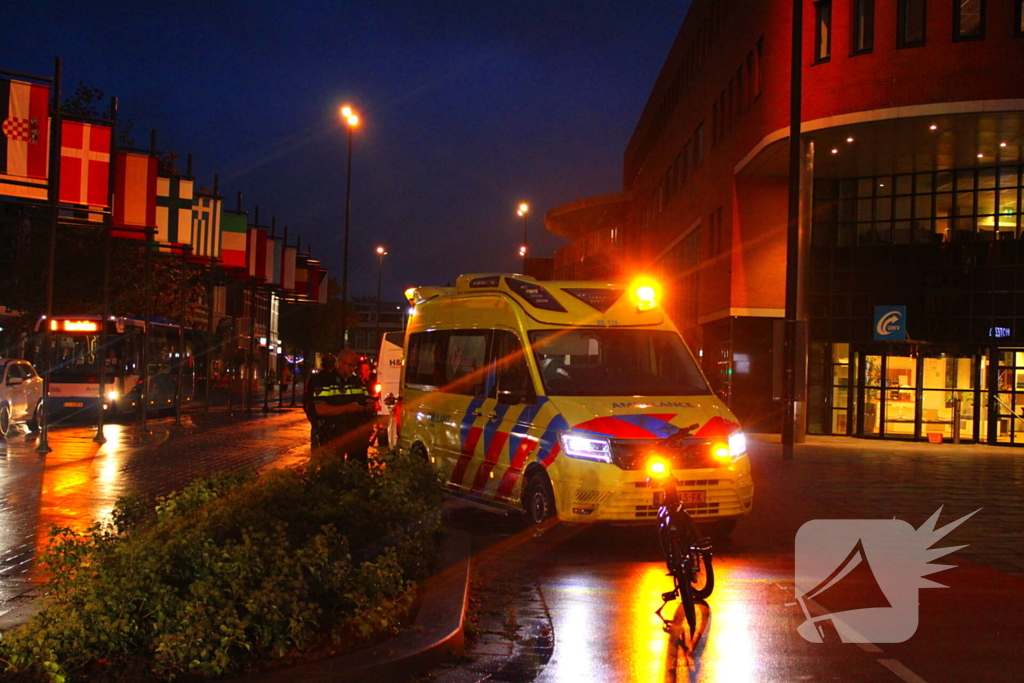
[{"x1": 738, "y1": 434, "x2": 1024, "y2": 578}]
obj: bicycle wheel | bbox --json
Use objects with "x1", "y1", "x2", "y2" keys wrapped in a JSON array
[
  {"x1": 660, "y1": 522, "x2": 697, "y2": 635},
  {"x1": 673, "y1": 510, "x2": 714, "y2": 600}
]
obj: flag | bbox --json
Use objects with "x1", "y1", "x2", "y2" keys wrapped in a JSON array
[
  {"x1": 0, "y1": 79, "x2": 50, "y2": 200},
  {"x1": 156, "y1": 174, "x2": 194, "y2": 247},
  {"x1": 191, "y1": 191, "x2": 222, "y2": 260},
  {"x1": 270, "y1": 236, "x2": 282, "y2": 286},
  {"x1": 294, "y1": 252, "x2": 309, "y2": 298},
  {"x1": 264, "y1": 233, "x2": 276, "y2": 284},
  {"x1": 307, "y1": 260, "x2": 320, "y2": 300},
  {"x1": 60, "y1": 121, "x2": 112, "y2": 208},
  {"x1": 281, "y1": 246, "x2": 296, "y2": 292},
  {"x1": 246, "y1": 227, "x2": 259, "y2": 277},
  {"x1": 249, "y1": 227, "x2": 268, "y2": 281},
  {"x1": 317, "y1": 268, "x2": 328, "y2": 304},
  {"x1": 220, "y1": 211, "x2": 247, "y2": 269},
  {"x1": 112, "y1": 152, "x2": 156, "y2": 238}
]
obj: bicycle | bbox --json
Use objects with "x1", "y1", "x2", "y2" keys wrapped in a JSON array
[{"x1": 648, "y1": 431, "x2": 715, "y2": 638}]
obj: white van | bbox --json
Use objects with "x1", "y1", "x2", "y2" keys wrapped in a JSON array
[
  {"x1": 396, "y1": 274, "x2": 754, "y2": 534},
  {"x1": 375, "y1": 331, "x2": 404, "y2": 448}
]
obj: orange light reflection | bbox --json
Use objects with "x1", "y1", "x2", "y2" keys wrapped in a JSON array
[
  {"x1": 547, "y1": 563, "x2": 669, "y2": 683},
  {"x1": 698, "y1": 559, "x2": 758, "y2": 681}
]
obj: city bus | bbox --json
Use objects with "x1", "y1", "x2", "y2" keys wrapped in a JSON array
[{"x1": 28, "y1": 315, "x2": 195, "y2": 420}]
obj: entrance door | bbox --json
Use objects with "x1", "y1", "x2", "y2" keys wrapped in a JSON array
[{"x1": 883, "y1": 355, "x2": 917, "y2": 437}]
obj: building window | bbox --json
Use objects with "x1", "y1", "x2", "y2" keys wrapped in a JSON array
[
  {"x1": 955, "y1": 0, "x2": 984, "y2": 40},
  {"x1": 898, "y1": 0, "x2": 927, "y2": 48},
  {"x1": 851, "y1": 0, "x2": 874, "y2": 54},
  {"x1": 815, "y1": 1, "x2": 833, "y2": 62},
  {"x1": 1017, "y1": 0, "x2": 1024, "y2": 35}
]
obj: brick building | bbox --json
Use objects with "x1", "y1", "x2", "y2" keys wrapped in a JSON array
[{"x1": 546, "y1": 0, "x2": 1024, "y2": 444}]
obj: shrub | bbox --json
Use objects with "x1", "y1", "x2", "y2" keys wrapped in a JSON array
[{"x1": 0, "y1": 448, "x2": 443, "y2": 681}]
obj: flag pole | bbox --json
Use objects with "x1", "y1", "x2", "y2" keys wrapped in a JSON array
[
  {"x1": 139, "y1": 129, "x2": 158, "y2": 433},
  {"x1": 175, "y1": 245, "x2": 189, "y2": 427},
  {"x1": 36, "y1": 57, "x2": 62, "y2": 455},
  {"x1": 93, "y1": 96, "x2": 118, "y2": 444}
]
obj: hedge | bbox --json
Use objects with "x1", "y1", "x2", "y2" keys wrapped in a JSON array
[{"x1": 0, "y1": 447, "x2": 444, "y2": 682}]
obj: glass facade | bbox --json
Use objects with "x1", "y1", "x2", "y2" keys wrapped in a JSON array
[{"x1": 809, "y1": 163, "x2": 1024, "y2": 444}]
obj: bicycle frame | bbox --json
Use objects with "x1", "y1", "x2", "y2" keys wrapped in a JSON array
[{"x1": 648, "y1": 453, "x2": 714, "y2": 634}]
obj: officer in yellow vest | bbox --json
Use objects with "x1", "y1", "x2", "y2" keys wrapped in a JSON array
[{"x1": 306, "y1": 350, "x2": 373, "y2": 464}]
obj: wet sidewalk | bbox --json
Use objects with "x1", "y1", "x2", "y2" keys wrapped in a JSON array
[{"x1": 0, "y1": 405, "x2": 313, "y2": 625}]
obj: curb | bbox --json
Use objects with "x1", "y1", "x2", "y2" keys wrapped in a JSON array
[{"x1": 233, "y1": 529, "x2": 471, "y2": 683}]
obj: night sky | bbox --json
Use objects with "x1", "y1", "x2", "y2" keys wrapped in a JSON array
[{"x1": 5, "y1": 1, "x2": 691, "y2": 302}]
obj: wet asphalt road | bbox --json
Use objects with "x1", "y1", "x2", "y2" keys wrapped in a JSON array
[
  {"x1": 3, "y1": 417, "x2": 1023, "y2": 682},
  {"x1": 432, "y1": 437, "x2": 1024, "y2": 683}
]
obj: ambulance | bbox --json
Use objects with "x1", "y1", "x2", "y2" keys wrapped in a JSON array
[{"x1": 396, "y1": 274, "x2": 753, "y2": 534}]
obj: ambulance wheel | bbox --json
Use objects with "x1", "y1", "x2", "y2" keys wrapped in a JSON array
[
  {"x1": 410, "y1": 441, "x2": 428, "y2": 462},
  {"x1": 524, "y1": 471, "x2": 556, "y2": 525}
]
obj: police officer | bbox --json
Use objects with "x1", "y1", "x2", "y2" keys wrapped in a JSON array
[{"x1": 306, "y1": 350, "x2": 374, "y2": 464}]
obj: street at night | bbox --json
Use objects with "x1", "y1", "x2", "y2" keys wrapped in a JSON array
[
  {"x1": 4, "y1": 0, "x2": 1024, "y2": 680},
  {"x1": 3, "y1": 412, "x2": 1022, "y2": 682}
]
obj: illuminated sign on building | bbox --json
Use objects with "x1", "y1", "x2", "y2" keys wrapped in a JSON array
[{"x1": 873, "y1": 306, "x2": 906, "y2": 341}]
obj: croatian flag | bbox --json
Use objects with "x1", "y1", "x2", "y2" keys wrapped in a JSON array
[{"x1": 0, "y1": 79, "x2": 50, "y2": 200}]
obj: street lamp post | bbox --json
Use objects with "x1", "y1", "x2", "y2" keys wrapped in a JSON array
[
  {"x1": 517, "y1": 202, "x2": 529, "y2": 273},
  {"x1": 375, "y1": 246, "x2": 387, "y2": 357},
  {"x1": 339, "y1": 105, "x2": 360, "y2": 348}
]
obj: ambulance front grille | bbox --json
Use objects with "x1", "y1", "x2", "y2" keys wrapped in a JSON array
[{"x1": 611, "y1": 439, "x2": 717, "y2": 470}]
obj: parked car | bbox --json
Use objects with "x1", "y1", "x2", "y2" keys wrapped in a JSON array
[{"x1": 0, "y1": 358, "x2": 44, "y2": 438}]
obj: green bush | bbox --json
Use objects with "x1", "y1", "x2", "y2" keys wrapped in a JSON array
[{"x1": 0, "y1": 448, "x2": 443, "y2": 682}]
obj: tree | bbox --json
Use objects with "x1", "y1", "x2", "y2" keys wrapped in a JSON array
[{"x1": 62, "y1": 81, "x2": 136, "y2": 150}]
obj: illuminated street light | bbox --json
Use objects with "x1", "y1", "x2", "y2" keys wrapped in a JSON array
[
  {"x1": 340, "y1": 104, "x2": 360, "y2": 347},
  {"x1": 517, "y1": 202, "x2": 529, "y2": 273},
  {"x1": 375, "y1": 246, "x2": 388, "y2": 355}
]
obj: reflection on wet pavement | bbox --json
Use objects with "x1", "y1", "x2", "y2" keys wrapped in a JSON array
[{"x1": 0, "y1": 412, "x2": 311, "y2": 616}]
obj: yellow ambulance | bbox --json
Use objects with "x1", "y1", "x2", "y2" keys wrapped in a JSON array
[{"x1": 396, "y1": 274, "x2": 753, "y2": 534}]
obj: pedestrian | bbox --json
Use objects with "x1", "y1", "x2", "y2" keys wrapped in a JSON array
[{"x1": 304, "y1": 350, "x2": 374, "y2": 465}]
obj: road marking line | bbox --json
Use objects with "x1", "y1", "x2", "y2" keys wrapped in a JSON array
[{"x1": 878, "y1": 659, "x2": 928, "y2": 683}]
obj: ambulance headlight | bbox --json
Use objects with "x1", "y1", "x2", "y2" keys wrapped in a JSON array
[
  {"x1": 728, "y1": 432, "x2": 747, "y2": 458},
  {"x1": 559, "y1": 432, "x2": 612, "y2": 463},
  {"x1": 107, "y1": 390, "x2": 119, "y2": 401}
]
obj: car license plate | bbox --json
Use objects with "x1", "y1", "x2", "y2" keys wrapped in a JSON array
[
  {"x1": 680, "y1": 491, "x2": 706, "y2": 505},
  {"x1": 65, "y1": 402, "x2": 84, "y2": 408}
]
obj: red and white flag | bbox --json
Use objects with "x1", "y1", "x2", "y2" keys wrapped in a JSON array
[
  {"x1": 112, "y1": 152, "x2": 157, "y2": 237},
  {"x1": 0, "y1": 78, "x2": 50, "y2": 200},
  {"x1": 60, "y1": 121, "x2": 112, "y2": 207}
]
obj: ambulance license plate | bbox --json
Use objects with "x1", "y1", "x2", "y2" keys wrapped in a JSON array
[
  {"x1": 65, "y1": 402, "x2": 84, "y2": 407},
  {"x1": 680, "y1": 491, "x2": 706, "y2": 505}
]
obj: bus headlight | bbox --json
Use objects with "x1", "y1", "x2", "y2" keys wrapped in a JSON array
[{"x1": 559, "y1": 432, "x2": 612, "y2": 463}]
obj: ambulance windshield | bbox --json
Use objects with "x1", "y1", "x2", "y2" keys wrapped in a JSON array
[{"x1": 528, "y1": 329, "x2": 709, "y2": 397}]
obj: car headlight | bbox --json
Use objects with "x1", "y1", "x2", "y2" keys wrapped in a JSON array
[{"x1": 559, "y1": 432, "x2": 612, "y2": 463}]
